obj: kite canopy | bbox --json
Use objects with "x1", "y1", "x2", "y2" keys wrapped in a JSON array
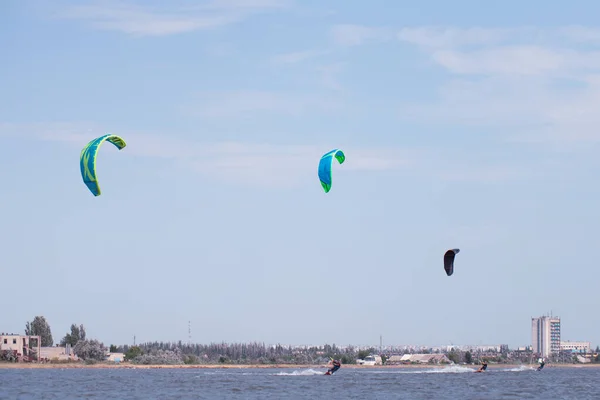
[
  {"x1": 443, "y1": 248, "x2": 460, "y2": 276},
  {"x1": 318, "y1": 149, "x2": 345, "y2": 193},
  {"x1": 80, "y1": 134, "x2": 126, "y2": 196}
]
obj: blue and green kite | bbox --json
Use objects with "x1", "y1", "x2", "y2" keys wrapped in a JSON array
[
  {"x1": 318, "y1": 149, "x2": 345, "y2": 193},
  {"x1": 80, "y1": 134, "x2": 126, "y2": 196}
]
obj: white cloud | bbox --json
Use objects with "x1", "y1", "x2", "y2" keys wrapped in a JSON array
[
  {"x1": 330, "y1": 24, "x2": 394, "y2": 47},
  {"x1": 432, "y1": 47, "x2": 600, "y2": 77},
  {"x1": 187, "y1": 143, "x2": 414, "y2": 186},
  {"x1": 270, "y1": 50, "x2": 327, "y2": 64},
  {"x1": 0, "y1": 122, "x2": 416, "y2": 187},
  {"x1": 185, "y1": 90, "x2": 343, "y2": 117},
  {"x1": 558, "y1": 26, "x2": 600, "y2": 43},
  {"x1": 57, "y1": 0, "x2": 291, "y2": 36},
  {"x1": 436, "y1": 164, "x2": 532, "y2": 183},
  {"x1": 397, "y1": 26, "x2": 528, "y2": 49},
  {"x1": 314, "y1": 63, "x2": 344, "y2": 91},
  {"x1": 397, "y1": 26, "x2": 600, "y2": 78},
  {"x1": 0, "y1": 121, "x2": 545, "y2": 185},
  {"x1": 269, "y1": 51, "x2": 344, "y2": 90},
  {"x1": 394, "y1": 25, "x2": 600, "y2": 142},
  {"x1": 0, "y1": 122, "x2": 96, "y2": 144}
]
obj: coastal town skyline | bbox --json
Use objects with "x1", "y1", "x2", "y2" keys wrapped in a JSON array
[
  {"x1": 2, "y1": 314, "x2": 597, "y2": 367},
  {"x1": 1, "y1": 313, "x2": 595, "y2": 353}
]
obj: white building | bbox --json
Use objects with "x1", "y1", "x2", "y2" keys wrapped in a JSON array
[
  {"x1": 106, "y1": 352, "x2": 125, "y2": 362},
  {"x1": 392, "y1": 354, "x2": 451, "y2": 364},
  {"x1": 560, "y1": 341, "x2": 591, "y2": 353},
  {"x1": 0, "y1": 333, "x2": 41, "y2": 361},
  {"x1": 40, "y1": 345, "x2": 78, "y2": 361},
  {"x1": 531, "y1": 315, "x2": 561, "y2": 357}
]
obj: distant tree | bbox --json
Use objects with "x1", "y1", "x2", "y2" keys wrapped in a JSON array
[
  {"x1": 109, "y1": 345, "x2": 118, "y2": 353},
  {"x1": 357, "y1": 350, "x2": 370, "y2": 360},
  {"x1": 73, "y1": 339, "x2": 107, "y2": 361},
  {"x1": 340, "y1": 354, "x2": 354, "y2": 364},
  {"x1": 381, "y1": 355, "x2": 388, "y2": 365},
  {"x1": 465, "y1": 351, "x2": 473, "y2": 364},
  {"x1": 60, "y1": 324, "x2": 86, "y2": 347},
  {"x1": 184, "y1": 354, "x2": 199, "y2": 364},
  {"x1": 447, "y1": 351, "x2": 460, "y2": 364},
  {"x1": 25, "y1": 316, "x2": 53, "y2": 347},
  {"x1": 133, "y1": 349, "x2": 183, "y2": 365},
  {"x1": 124, "y1": 346, "x2": 143, "y2": 361}
]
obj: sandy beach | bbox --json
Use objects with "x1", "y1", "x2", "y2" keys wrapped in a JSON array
[{"x1": 0, "y1": 362, "x2": 598, "y2": 370}]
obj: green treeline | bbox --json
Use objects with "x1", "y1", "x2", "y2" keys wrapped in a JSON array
[{"x1": 117, "y1": 342, "x2": 373, "y2": 365}]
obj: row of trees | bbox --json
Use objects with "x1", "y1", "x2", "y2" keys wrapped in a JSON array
[
  {"x1": 108, "y1": 342, "x2": 377, "y2": 365},
  {"x1": 19, "y1": 316, "x2": 107, "y2": 362},
  {"x1": 15, "y1": 315, "x2": 600, "y2": 365},
  {"x1": 23, "y1": 316, "x2": 85, "y2": 348},
  {"x1": 14, "y1": 316, "x2": 378, "y2": 365}
]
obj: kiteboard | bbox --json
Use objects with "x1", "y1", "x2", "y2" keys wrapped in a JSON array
[{"x1": 324, "y1": 371, "x2": 332, "y2": 375}]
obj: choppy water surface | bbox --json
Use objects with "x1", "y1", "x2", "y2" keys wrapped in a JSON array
[{"x1": 1, "y1": 365, "x2": 599, "y2": 400}]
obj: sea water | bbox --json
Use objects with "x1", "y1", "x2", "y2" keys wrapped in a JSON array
[{"x1": 1, "y1": 365, "x2": 599, "y2": 399}]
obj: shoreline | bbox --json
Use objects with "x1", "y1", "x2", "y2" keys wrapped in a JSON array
[{"x1": 1, "y1": 362, "x2": 598, "y2": 370}]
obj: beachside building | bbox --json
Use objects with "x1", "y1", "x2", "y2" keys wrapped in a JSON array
[
  {"x1": 386, "y1": 354, "x2": 451, "y2": 364},
  {"x1": 0, "y1": 333, "x2": 41, "y2": 361},
  {"x1": 560, "y1": 341, "x2": 591, "y2": 353},
  {"x1": 40, "y1": 344, "x2": 78, "y2": 361},
  {"x1": 531, "y1": 315, "x2": 561, "y2": 357},
  {"x1": 356, "y1": 355, "x2": 382, "y2": 365},
  {"x1": 106, "y1": 352, "x2": 125, "y2": 362},
  {"x1": 576, "y1": 355, "x2": 592, "y2": 363}
]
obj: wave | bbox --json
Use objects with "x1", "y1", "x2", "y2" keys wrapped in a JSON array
[
  {"x1": 501, "y1": 365, "x2": 535, "y2": 372},
  {"x1": 274, "y1": 369, "x2": 324, "y2": 376},
  {"x1": 405, "y1": 365, "x2": 476, "y2": 374},
  {"x1": 398, "y1": 365, "x2": 535, "y2": 374}
]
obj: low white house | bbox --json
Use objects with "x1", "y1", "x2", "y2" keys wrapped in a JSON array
[
  {"x1": 40, "y1": 346, "x2": 78, "y2": 361},
  {"x1": 106, "y1": 352, "x2": 125, "y2": 362},
  {"x1": 356, "y1": 355, "x2": 382, "y2": 365},
  {"x1": 387, "y1": 354, "x2": 451, "y2": 364}
]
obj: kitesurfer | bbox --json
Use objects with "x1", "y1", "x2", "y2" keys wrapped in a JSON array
[
  {"x1": 327, "y1": 359, "x2": 341, "y2": 375},
  {"x1": 475, "y1": 361, "x2": 488, "y2": 373},
  {"x1": 537, "y1": 358, "x2": 545, "y2": 371}
]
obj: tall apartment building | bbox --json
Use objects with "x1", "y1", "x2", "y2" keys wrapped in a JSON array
[{"x1": 531, "y1": 315, "x2": 561, "y2": 357}]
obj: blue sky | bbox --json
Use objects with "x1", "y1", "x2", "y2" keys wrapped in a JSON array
[{"x1": 2, "y1": 0, "x2": 600, "y2": 349}]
